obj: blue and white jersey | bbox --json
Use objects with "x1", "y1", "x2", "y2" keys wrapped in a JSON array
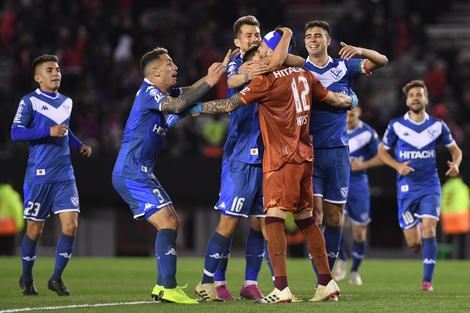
[
  {"x1": 304, "y1": 56, "x2": 369, "y2": 148},
  {"x1": 382, "y1": 112, "x2": 454, "y2": 199},
  {"x1": 348, "y1": 120, "x2": 380, "y2": 199},
  {"x1": 224, "y1": 53, "x2": 263, "y2": 164},
  {"x1": 11, "y1": 89, "x2": 76, "y2": 184},
  {"x1": 112, "y1": 78, "x2": 182, "y2": 180}
]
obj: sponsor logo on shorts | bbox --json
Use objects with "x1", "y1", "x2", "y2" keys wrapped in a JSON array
[
  {"x1": 401, "y1": 185, "x2": 409, "y2": 192},
  {"x1": 141, "y1": 165, "x2": 148, "y2": 172},
  {"x1": 219, "y1": 202, "x2": 226, "y2": 209},
  {"x1": 266, "y1": 199, "x2": 278, "y2": 207},
  {"x1": 71, "y1": 195, "x2": 79, "y2": 207},
  {"x1": 250, "y1": 148, "x2": 258, "y2": 155},
  {"x1": 36, "y1": 169, "x2": 46, "y2": 176},
  {"x1": 145, "y1": 203, "x2": 155, "y2": 210},
  {"x1": 340, "y1": 186, "x2": 348, "y2": 198}
]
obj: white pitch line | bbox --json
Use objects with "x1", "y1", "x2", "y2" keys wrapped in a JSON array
[{"x1": 0, "y1": 301, "x2": 155, "y2": 313}]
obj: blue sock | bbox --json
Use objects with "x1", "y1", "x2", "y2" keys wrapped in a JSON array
[
  {"x1": 156, "y1": 229, "x2": 178, "y2": 289},
  {"x1": 264, "y1": 239, "x2": 275, "y2": 284},
  {"x1": 202, "y1": 232, "x2": 229, "y2": 284},
  {"x1": 50, "y1": 233, "x2": 75, "y2": 281},
  {"x1": 214, "y1": 236, "x2": 232, "y2": 282},
  {"x1": 244, "y1": 228, "x2": 264, "y2": 282},
  {"x1": 309, "y1": 224, "x2": 322, "y2": 280},
  {"x1": 422, "y1": 237, "x2": 437, "y2": 283},
  {"x1": 156, "y1": 240, "x2": 162, "y2": 286},
  {"x1": 338, "y1": 231, "x2": 347, "y2": 261},
  {"x1": 350, "y1": 239, "x2": 366, "y2": 272},
  {"x1": 21, "y1": 235, "x2": 38, "y2": 281},
  {"x1": 324, "y1": 224, "x2": 342, "y2": 272}
]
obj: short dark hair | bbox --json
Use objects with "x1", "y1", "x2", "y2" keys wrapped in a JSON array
[
  {"x1": 140, "y1": 47, "x2": 168, "y2": 75},
  {"x1": 304, "y1": 20, "x2": 330, "y2": 35},
  {"x1": 32, "y1": 54, "x2": 59, "y2": 75},
  {"x1": 233, "y1": 15, "x2": 260, "y2": 38},
  {"x1": 402, "y1": 80, "x2": 428, "y2": 98},
  {"x1": 243, "y1": 46, "x2": 259, "y2": 62}
]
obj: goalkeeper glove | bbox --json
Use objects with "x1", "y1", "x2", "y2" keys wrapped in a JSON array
[
  {"x1": 188, "y1": 102, "x2": 202, "y2": 116},
  {"x1": 349, "y1": 91, "x2": 358, "y2": 110}
]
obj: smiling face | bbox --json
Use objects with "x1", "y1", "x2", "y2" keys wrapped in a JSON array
[
  {"x1": 406, "y1": 86, "x2": 428, "y2": 114},
  {"x1": 34, "y1": 61, "x2": 61, "y2": 93},
  {"x1": 234, "y1": 24, "x2": 261, "y2": 54},
  {"x1": 304, "y1": 26, "x2": 330, "y2": 58}
]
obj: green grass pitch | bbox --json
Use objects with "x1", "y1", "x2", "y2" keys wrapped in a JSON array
[{"x1": 1, "y1": 257, "x2": 469, "y2": 312}]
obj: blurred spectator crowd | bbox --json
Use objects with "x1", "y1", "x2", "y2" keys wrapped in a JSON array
[{"x1": 1, "y1": 0, "x2": 469, "y2": 160}]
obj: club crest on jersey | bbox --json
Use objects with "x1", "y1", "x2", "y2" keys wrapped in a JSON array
[
  {"x1": 401, "y1": 185, "x2": 409, "y2": 192},
  {"x1": 36, "y1": 169, "x2": 46, "y2": 176},
  {"x1": 331, "y1": 68, "x2": 342, "y2": 79},
  {"x1": 71, "y1": 195, "x2": 79, "y2": 207}
]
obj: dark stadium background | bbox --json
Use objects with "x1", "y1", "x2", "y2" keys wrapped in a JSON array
[{"x1": 1, "y1": 0, "x2": 468, "y2": 258}]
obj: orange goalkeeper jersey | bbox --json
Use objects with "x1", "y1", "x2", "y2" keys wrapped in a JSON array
[{"x1": 239, "y1": 66, "x2": 329, "y2": 173}]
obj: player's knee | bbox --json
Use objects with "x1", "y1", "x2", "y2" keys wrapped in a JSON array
[{"x1": 62, "y1": 222, "x2": 78, "y2": 236}]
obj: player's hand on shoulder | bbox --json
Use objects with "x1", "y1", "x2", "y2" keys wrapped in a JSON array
[
  {"x1": 225, "y1": 48, "x2": 239, "y2": 66},
  {"x1": 50, "y1": 124, "x2": 68, "y2": 137},
  {"x1": 339, "y1": 42, "x2": 364, "y2": 59},
  {"x1": 80, "y1": 145, "x2": 92, "y2": 158},
  {"x1": 445, "y1": 160, "x2": 459, "y2": 177}
]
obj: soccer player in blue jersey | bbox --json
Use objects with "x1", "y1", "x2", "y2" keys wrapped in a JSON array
[
  {"x1": 334, "y1": 106, "x2": 383, "y2": 285},
  {"x1": 378, "y1": 80, "x2": 462, "y2": 291},
  {"x1": 195, "y1": 15, "x2": 268, "y2": 302},
  {"x1": 302, "y1": 20, "x2": 388, "y2": 279},
  {"x1": 11, "y1": 54, "x2": 92, "y2": 296},
  {"x1": 112, "y1": 47, "x2": 230, "y2": 304}
]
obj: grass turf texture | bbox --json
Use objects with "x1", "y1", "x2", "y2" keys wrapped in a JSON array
[{"x1": 1, "y1": 257, "x2": 469, "y2": 312}]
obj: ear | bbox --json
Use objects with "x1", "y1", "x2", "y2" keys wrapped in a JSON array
[
  {"x1": 34, "y1": 74, "x2": 41, "y2": 84},
  {"x1": 326, "y1": 36, "x2": 332, "y2": 47},
  {"x1": 234, "y1": 37, "x2": 241, "y2": 48}
]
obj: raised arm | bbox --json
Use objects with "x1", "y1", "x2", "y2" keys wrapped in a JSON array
[
  {"x1": 161, "y1": 58, "x2": 228, "y2": 114},
  {"x1": 180, "y1": 49, "x2": 236, "y2": 94},
  {"x1": 338, "y1": 42, "x2": 388, "y2": 72}
]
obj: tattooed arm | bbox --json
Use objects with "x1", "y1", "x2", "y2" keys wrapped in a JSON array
[
  {"x1": 200, "y1": 94, "x2": 246, "y2": 114},
  {"x1": 160, "y1": 81, "x2": 212, "y2": 114}
]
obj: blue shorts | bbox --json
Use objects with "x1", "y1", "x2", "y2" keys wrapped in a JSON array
[
  {"x1": 215, "y1": 158, "x2": 264, "y2": 218},
  {"x1": 397, "y1": 193, "x2": 441, "y2": 230},
  {"x1": 23, "y1": 180, "x2": 80, "y2": 221},
  {"x1": 312, "y1": 147, "x2": 350, "y2": 203},
  {"x1": 112, "y1": 175, "x2": 172, "y2": 220},
  {"x1": 344, "y1": 196, "x2": 371, "y2": 226}
]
